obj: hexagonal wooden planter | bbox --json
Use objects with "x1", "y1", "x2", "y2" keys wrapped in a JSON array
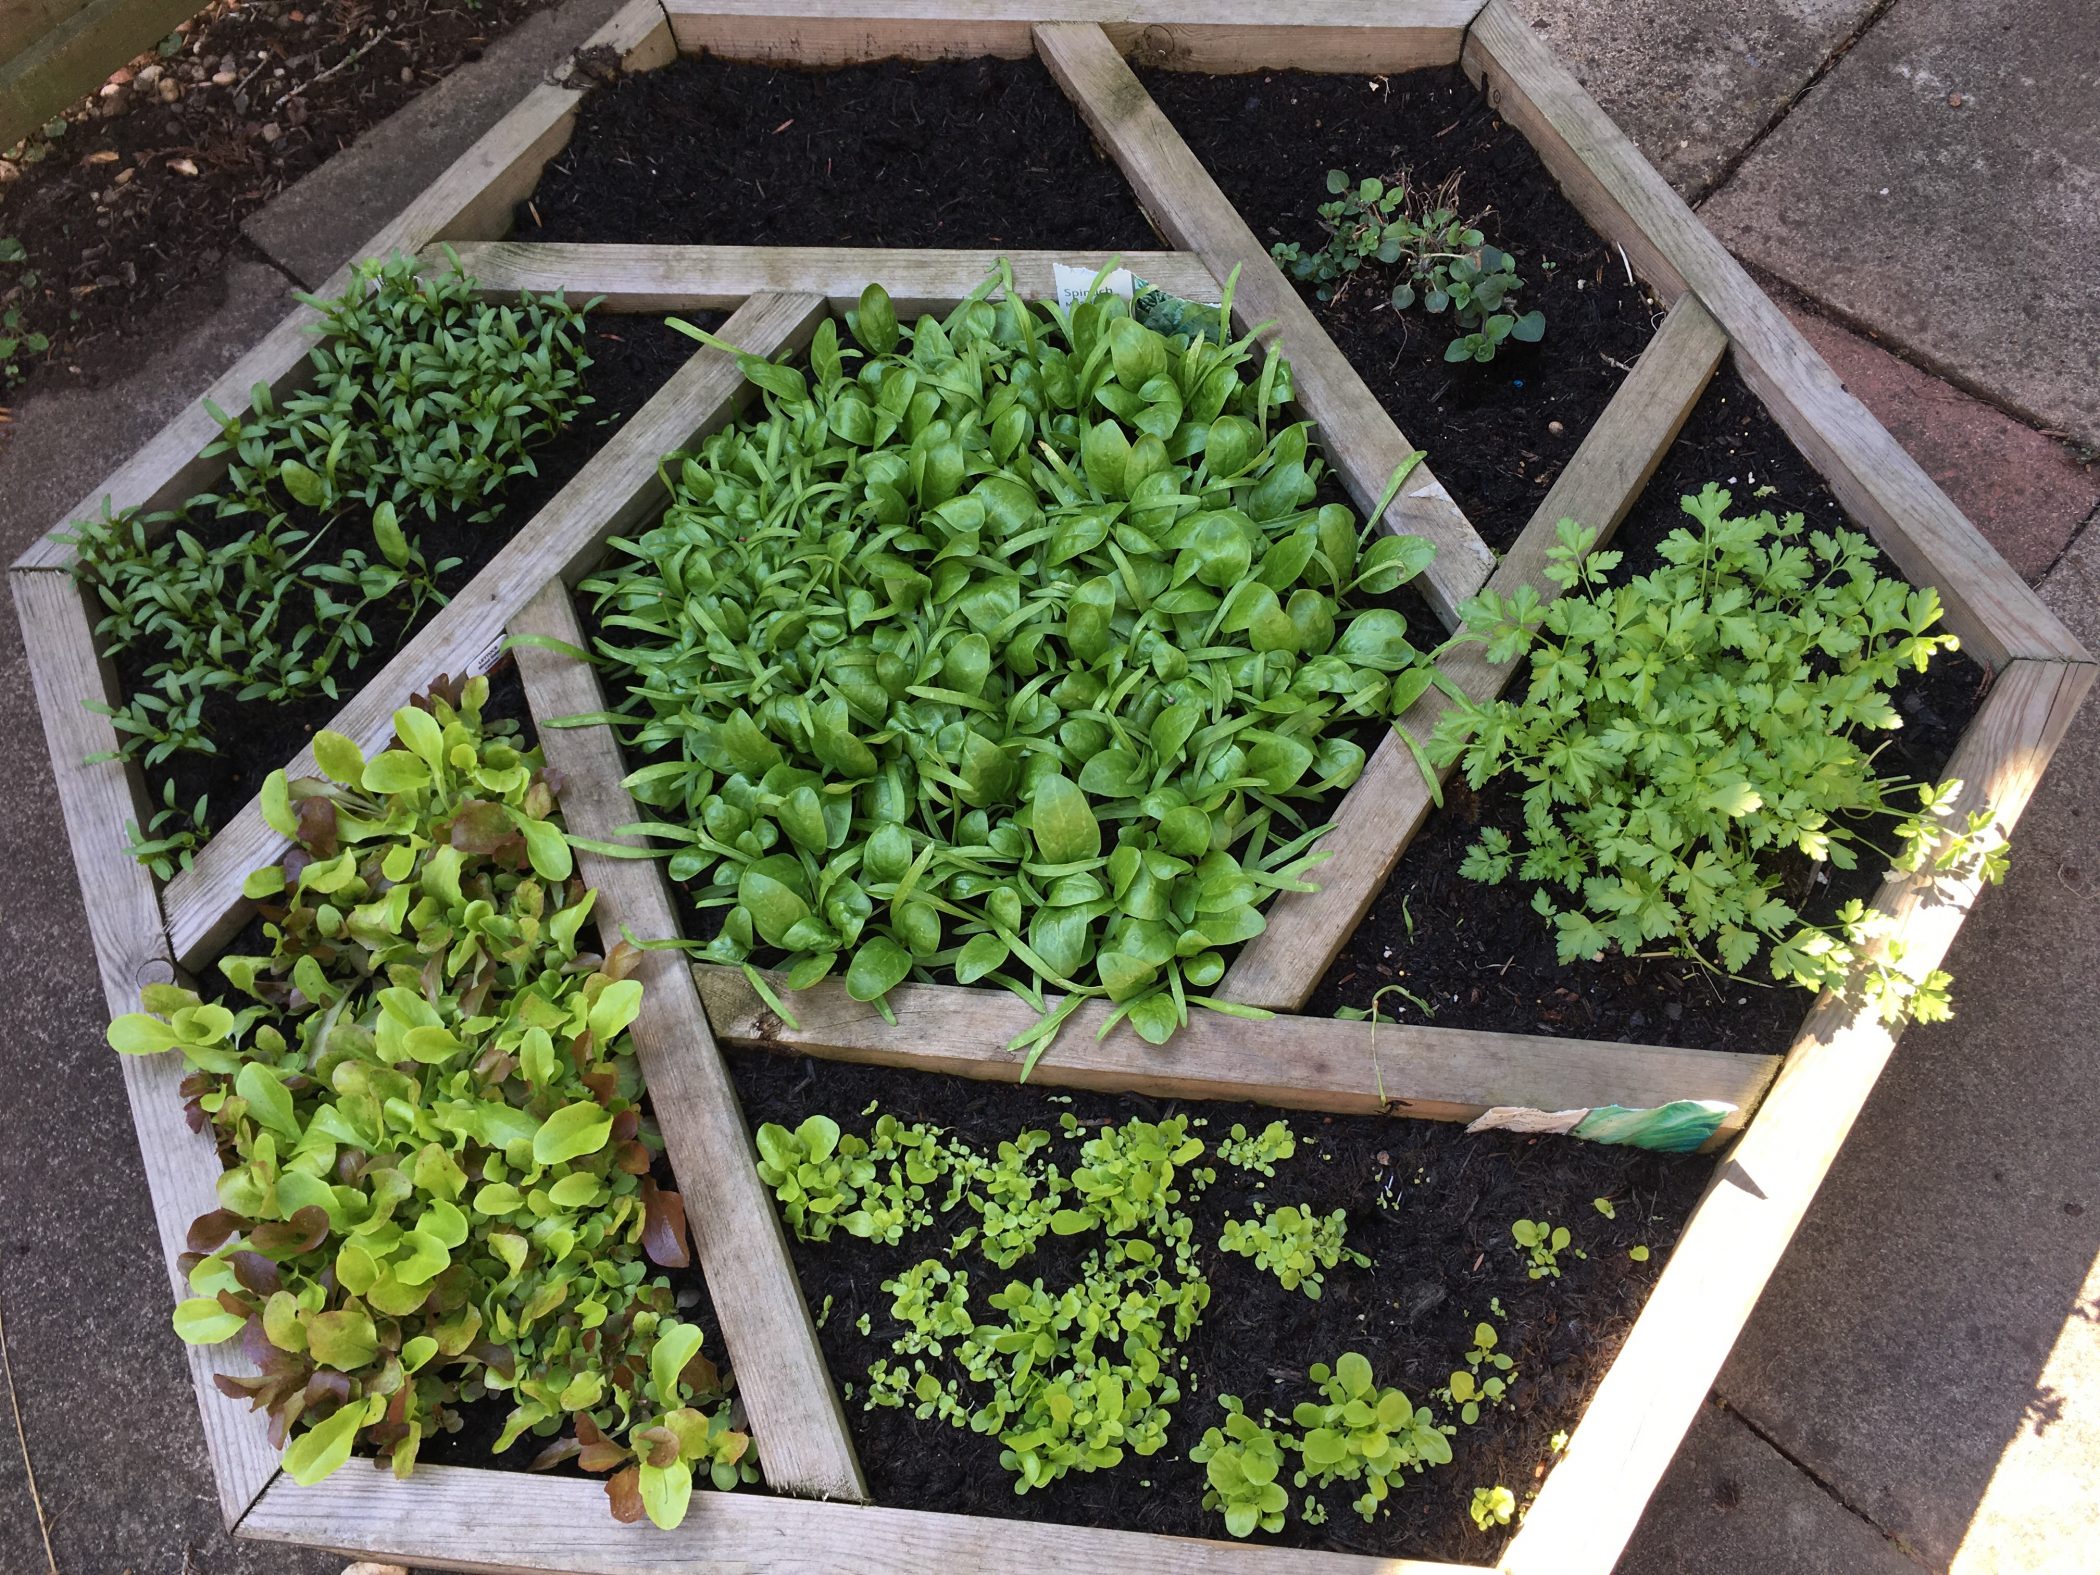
[{"x1": 15, "y1": 2, "x2": 2092, "y2": 1572}]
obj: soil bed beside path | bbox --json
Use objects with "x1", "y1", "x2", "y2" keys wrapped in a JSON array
[
  {"x1": 1312, "y1": 365, "x2": 1989, "y2": 1054},
  {"x1": 726, "y1": 1049, "x2": 1704, "y2": 1562},
  {"x1": 0, "y1": 0, "x2": 569, "y2": 400},
  {"x1": 1143, "y1": 66, "x2": 1661, "y2": 555}
]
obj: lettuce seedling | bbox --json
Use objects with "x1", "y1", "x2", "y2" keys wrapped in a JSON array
[
  {"x1": 1292, "y1": 1352, "x2": 1454, "y2": 1521},
  {"x1": 582, "y1": 262, "x2": 1442, "y2": 1061},
  {"x1": 107, "y1": 678, "x2": 747, "y2": 1529},
  {"x1": 1469, "y1": 1484, "x2": 1517, "y2": 1531},
  {"x1": 1215, "y1": 1118, "x2": 1298, "y2": 1176},
  {"x1": 1218, "y1": 1203, "x2": 1368, "y2": 1299},
  {"x1": 1191, "y1": 1395, "x2": 1292, "y2": 1537}
]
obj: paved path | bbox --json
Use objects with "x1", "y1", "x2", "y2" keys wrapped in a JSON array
[{"x1": 1, "y1": 2, "x2": 2094, "y2": 1571}]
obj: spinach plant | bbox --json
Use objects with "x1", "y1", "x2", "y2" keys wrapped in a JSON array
[
  {"x1": 106, "y1": 678, "x2": 748, "y2": 1530},
  {"x1": 1270, "y1": 169, "x2": 1544, "y2": 362},
  {"x1": 1430, "y1": 489, "x2": 1994, "y2": 1023},
  {"x1": 64, "y1": 254, "x2": 594, "y2": 779},
  {"x1": 583, "y1": 262, "x2": 1442, "y2": 1062}
]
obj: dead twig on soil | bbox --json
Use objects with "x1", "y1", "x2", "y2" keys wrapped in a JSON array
[{"x1": 0, "y1": 1289, "x2": 59, "y2": 1574}]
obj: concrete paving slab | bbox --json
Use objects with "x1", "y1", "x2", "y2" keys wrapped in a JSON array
[
  {"x1": 1783, "y1": 301, "x2": 2099, "y2": 585},
  {"x1": 0, "y1": 260, "x2": 298, "y2": 559},
  {"x1": 241, "y1": 0, "x2": 632, "y2": 289},
  {"x1": 1715, "y1": 518, "x2": 2100, "y2": 1570},
  {"x1": 1617, "y1": 1402, "x2": 1921, "y2": 1574},
  {"x1": 1506, "y1": 0, "x2": 1879, "y2": 198},
  {"x1": 1702, "y1": 0, "x2": 2100, "y2": 446}
]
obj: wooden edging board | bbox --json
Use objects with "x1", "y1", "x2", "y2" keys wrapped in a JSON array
[
  {"x1": 511, "y1": 583, "x2": 867, "y2": 1503},
  {"x1": 237, "y1": 1461, "x2": 1483, "y2": 1574},
  {"x1": 663, "y1": 0, "x2": 1487, "y2": 73},
  {"x1": 1502, "y1": 654, "x2": 2095, "y2": 1575},
  {"x1": 9, "y1": 0, "x2": 2091, "y2": 1567},
  {"x1": 10, "y1": 570, "x2": 283, "y2": 1528},
  {"x1": 694, "y1": 963, "x2": 1780, "y2": 1136},
  {"x1": 1219, "y1": 292, "x2": 1728, "y2": 1009}
]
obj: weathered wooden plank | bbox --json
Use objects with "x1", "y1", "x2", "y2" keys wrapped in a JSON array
[
  {"x1": 696, "y1": 965, "x2": 1779, "y2": 1134},
  {"x1": 1035, "y1": 20, "x2": 1494, "y2": 630},
  {"x1": 13, "y1": 0, "x2": 672, "y2": 574},
  {"x1": 11, "y1": 569, "x2": 283, "y2": 1526},
  {"x1": 161, "y1": 292, "x2": 830, "y2": 973},
  {"x1": 436, "y1": 241, "x2": 1224, "y2": 314},
  {"x1": 666, "y1": 0, "x2": 1484, "y2": 72},
  {"x1": 1219, "y1": 294, "x2": 1729, "y2": 1009},
  {"x1": 1461, "y1": 0, "x2": 2088, "y2": 672},
  {"x1": 0, "y1": 0, "x2": 200, "y2": 153},
  {"x1": 1503, "y1": 656, "x2": 2095, "y2": 1575},
  {"x1": 237, "y1": 1461, "x2": 1485, "y2": 1573},
  {"x1": 511, "y1": 582, "x2": 865, "y2": 1504}
]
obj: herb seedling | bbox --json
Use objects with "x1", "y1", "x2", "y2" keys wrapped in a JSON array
[
  {"x1": 1270, "y1": 168, "x2": 1544, "y2": 362},
  {"x1": 1431, "y1": 491, "x2": 1984, "y2": 1024},
  {"x1": 1292, "y1": 1352, "x2": 1455, "y2": 1522}
]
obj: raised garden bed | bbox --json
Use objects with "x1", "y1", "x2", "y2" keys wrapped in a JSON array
[{"x1": 14, "y1": 4, "x2": 2092, "y2": 1575}]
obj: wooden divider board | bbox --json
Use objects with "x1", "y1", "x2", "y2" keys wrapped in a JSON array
[
  {"x1": 160, "y1": 292, "x2": 829, "y2": 972},
  {"x1": 511, "y1": 583, "x2": 866, "y2": 1503},
  {"x1": 1220, "y1": 293, "x2": 1728, "y2": 1009},
  {"x1": 437, "y1": 241, "x2": 1223, "y2": 314},
  {"x1": 1036, "y1": 19, "x2": 1494, "y2": 630},
  {"x1": 11, "y1": 0, "x2": 2091, "y2": 1566},
  {"x1": 695, "y1": 964, "x2": 1780, "y2": 1134}
]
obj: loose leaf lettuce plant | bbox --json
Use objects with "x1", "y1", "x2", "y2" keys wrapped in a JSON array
[
  {"x1": 63, "y1": 253, "x2": 594, "y2": 773},
  {"x1": 107, "y1": 677, "x2": 751, "y2": 1529},
  {"x1": 1430, "y1": 487, "x2": 2000, "y2": 1023},
  {"x1": 582, "y1": 262, "x2": 1442, "y2": 1062}
]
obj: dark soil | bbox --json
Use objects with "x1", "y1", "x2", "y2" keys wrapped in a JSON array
[
  {"x1": 724, "y1": 1049, "x2": 1705, "y2": 1560},
  {"x1": 0, "y1": 0, "x2": 567, "y2": 400},
  {"x1": 523, "y1": 53, "x2": 1157, "y2": 250},
  {"x1": 1312, "y1": 365, "x2": 1992, "y2": 1054},
  {"x1": 1141, "y1": 67, "x2": 1662, "y2": 554},
  {"x1": 128, "y1": 313, "x2": 704, "y2": 838}
]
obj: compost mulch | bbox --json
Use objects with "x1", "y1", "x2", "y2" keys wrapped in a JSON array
[
  {"x1": 714, "y1": 1049, "x2": 1702, "y2": 1560},
  {"x1": 524, "y1": 54, "x2": 1158, "y2": 251},
  {"x1": 0, "y1": 0, "x2": 568, "y2": 399},
  {"x1": 130, "y1": 312, "x2": 704, "y2": 838},
  {"x1": 1142, "y1": 67, "x2": 1661, "y2": 554},
  {"x1": 1312, "y1": 364, "x2": 1990, "y2": 1055}
]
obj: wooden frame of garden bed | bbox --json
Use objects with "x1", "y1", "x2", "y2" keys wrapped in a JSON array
[{"x1": 13, "y1": 2, "x2": 2093, "y2": 1572}]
